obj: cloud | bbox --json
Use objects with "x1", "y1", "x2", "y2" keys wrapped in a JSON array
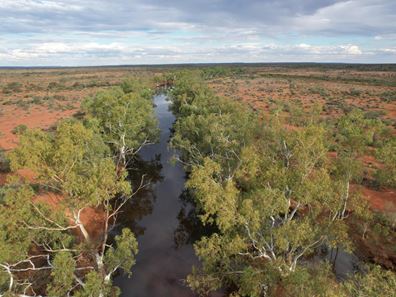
[
  {"x1": 1, "y1": 40, "x2": 382, "y2": 66},
  {"x1": 290, "y1": 0, "x2": 396, "y2": 36},
  {"x1": 0, "y1": 0, "x2": 395, "y2": 65},
  {"x1": 1, "y1": 1, "x2": 395, "y2": 36}
]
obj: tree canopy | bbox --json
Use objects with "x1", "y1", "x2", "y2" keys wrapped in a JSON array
[
  {"x1": 0, "y1": 77, "x2": 158, "y2": 296},
  {"x1": 169, "y1": 72, "x2": 395, "y2": 296},
  {"x1": 82, "y1": 80, "x2": 158, "y2": 167}
]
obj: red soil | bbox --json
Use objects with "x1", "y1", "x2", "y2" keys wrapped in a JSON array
[
  {"x1": 33, "y1": 191, "x2": 106, "y2": 243},
  {"x1": 360, "y1": 186, "x2": 396, "y2": 212},
  {"x1": 0, "y1": 105, "x2": 77, "y2": 150},
  {"x1": 79, "y1": 207, "x2": 107, "y2": 242}
]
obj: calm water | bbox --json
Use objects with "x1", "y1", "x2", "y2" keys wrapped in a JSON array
[{"x1": 115, "y1": 94, "x2": 198, "y2": 297}]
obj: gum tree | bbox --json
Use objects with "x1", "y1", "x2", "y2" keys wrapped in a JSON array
[
  {"x1": 2, "y1": 120, "x2": 138, "y2": 296},
  {"x1": 332, "y1": 109, "x2": 380, "y2": 219},
  {"x1": 82, "y1": 83, "x2": 158, "y2": 167},
  {"x1": 186, "y1": 122, "x2": 358, "y2": 296},
  {"x1": 375, "y1": 137, "x2": 396, "y2": 188}
]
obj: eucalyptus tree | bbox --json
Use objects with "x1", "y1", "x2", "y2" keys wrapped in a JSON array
[
  {"x1": 332, "y1": 109, "x2": 381, "y2": 219},
  {"x1": 82, "y1": 82, "x2": 158, "y2": 167},
  {"x1": 169, "y1": 72, "x2": 258, "y2": 176},
  {"x1": 2, "y1": 120, "x2": 139, "y2": 296},
  {"x1": 185, "y1": 120, "x2": 364, "y2": 296},
  {"x1": 375, "y1": 137, "x2": 396, "y2": 188},
  {"x1": 343, "y1": 265, "x2": 396, "y2": 296}
]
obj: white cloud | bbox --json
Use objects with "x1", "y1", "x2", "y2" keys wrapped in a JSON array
[
  {"x1": 0, "y1": 0, "x2": 83, "y2": 12},
  {"x1": 341, "y1": 45, "x2": 362, "y2": 55},
  {"x1": 0, "y1": 0, "x2": 394, "y2": 64},
  {"x1": 0, "y1": 41, "x2": 378, "y2": 66}
]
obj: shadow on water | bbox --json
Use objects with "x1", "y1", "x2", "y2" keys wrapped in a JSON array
[
  {"x1": 320, "y1": 246, "x2": 362, "y2": 280},
  {"x1": 174, "y1": 189, "x2": 219, "y2": 249},
  {"x1": 114, "y1": 94, "x2": 200, "y2": 297},
  {"x1": 112, "y1": 155, "x2": 163, "y2": 237}
]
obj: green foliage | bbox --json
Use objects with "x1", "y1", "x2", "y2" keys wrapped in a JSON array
[
  {"x1": 74, "y1": 271, "x2": 113, "y2": 297},
  {"x1": 0, "y1": 184, "x2": 36, "y2": 264},
  {"x1": 375, "y1": 137, "x2": 396, "y2": 188},
  {"x1": 2, "y1": 82, "x2": 22, "y2": 94},
  {"x1": 364, "y1": 110, "x2": 386, "y2": 120},
  {"x1": 380, "y1": 90, "x2": 396, "y2": 102},
  {"x1": 282, "y1": 263, "x2": 345, "y2": 297},
  {"x1": 9, "y1": 120, "x2": 131, "y2": 208},
  {"x1": 168, "y1": 71, "x2": 211, "y2": 115},
  {"x1": 185, "y1": 123, "x2": 355, "y2": 295},
  {"x1": 11, "y1": 124, "x2": 27, "y2": 135},
  {"x1": 169, "y1": 72, "x2": 373, "y2": 296},
  {"x1": 287, "y1": 101, "x2": 323, "y2": 127},
  {"x1": 120, "y1": 77, "x2": 152, "y2": 96},
  {"x1": 82, "y1": 82, "x2": 158, "y2": 165},
  {"x1": 1, "y1": 81, "x2": 151, "y2": 295},
  {"x1": 201, "y1": 67, "x2": 229, "y2": 79},
  {"x1": 0, "y1": 149, "x2": 10, "y2": 172},
  {"x1": 343, "y1": 265, "x2": 396, "y2": 296},
  {"x1": 308, "y1": 86, "x2": 329, "y2": 97},
  {"x1": 347, "y1": 88, "x2": 362, "y2": 97},
  {"x1": 47, "y1": 252, "x2": 76, "y2": 296},
  {"x1": 200, "y1": 66, "x2": 246, "y2": 80},
  {"x1": 335, "y1": 109, "x2": 376, "y2": 156},
  {"x1": 105, "y1": 228, "x2": 138, "y2": 277},
  {"x1": 169, "y1": 71, "x2": 258, "y2": 174}
]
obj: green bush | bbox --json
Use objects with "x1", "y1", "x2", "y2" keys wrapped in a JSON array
[
  {"x1": 2, "y1": 82, "x2": 23, "y2": 94},
  {"x1": 375, "y1": 138, "x2": 396, "y2": 188},
  {"x1": 12, "y1": 124, "x2": 28, "y2": 135},
  {"x1": 364, "y1": 110, "x2": 386, "y2": 119},
  {"x1": 380, "y1": 90, "x2": 396, "y2": 102},
  {"x1": 348, "y1": 88, "x2": 362, "y2": 97},
  {"x1": 0, "y1": 149, "x2": 10, "y2": 172}
]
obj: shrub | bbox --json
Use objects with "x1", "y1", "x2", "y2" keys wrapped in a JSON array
[
  {"x1": 0, "y1": 149, "x2": 10, "y2": 172},
  {"x1": 308, "y1": 86, "x2": 328, "y2": 97},
  {"x1": 364, "y1": 110, "x2": 386, "y2": 120},
  {"x1": 375, "y1": 138, "x2": 396, "y2": 188},
  {"x1": 2, "y1": 82, "x2": 23, "y2": 94},
  {"x1": 380, "y1": 90, "x2": 396, "y2": 102},
  {"x1": 47, "y1": 81, "x2": 65, "y2": 90},
  {"x1": 348, "y1": 88, "x2": 362, "y2": 97},
  {"x1": 12, "y1": 124, "x2": 28, "y2": 135}
]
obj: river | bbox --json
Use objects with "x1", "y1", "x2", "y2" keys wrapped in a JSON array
[{"x1": 115, "y1": 93, "x2": 198, "y2": 297}]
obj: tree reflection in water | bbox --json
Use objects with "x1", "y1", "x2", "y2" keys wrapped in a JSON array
[
  {"x1": 111, "y1": 154, "x2": 163, "y2": 237},
  {"x1": 174, "y1": 189, "x2": 218, "y2": 248}
]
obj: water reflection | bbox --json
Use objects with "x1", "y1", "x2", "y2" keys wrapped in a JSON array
[
  {"x1": 321, "y1": 246, "x2": 362, "y2": 280},
  {"x1": 174, "y1": 189, "x2": 218, "y2": 249},
  {"x1": 115, "y1": 94, "x2": 198, "y2": 297},
  {"x1": 113, "y1": 155, "x2": 163, "y2": 237}
]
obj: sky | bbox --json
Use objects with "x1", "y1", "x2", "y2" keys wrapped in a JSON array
[{"x1": 0, "y1": 0, "x2": 395, "y2": 66}]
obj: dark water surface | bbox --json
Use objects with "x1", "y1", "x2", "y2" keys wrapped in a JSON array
[{"x1": 115, "y1": 94, "x2": 198, "y2": 297}]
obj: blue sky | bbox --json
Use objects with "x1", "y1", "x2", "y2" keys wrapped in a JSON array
[{"x1": 0, "y1": 0, "x2": 395, "y2": 66}]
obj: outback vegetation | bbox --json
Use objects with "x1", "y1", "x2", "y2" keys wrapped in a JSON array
[
  {"x1": 168, "y1": 70, "x2": 396, "y2": 296},
  {"x1": 0, "y1": 79, "x2": 158, "y2": 296},
  {"x1": 0, "y1": 64, "x2": 395, "y2": 297}
]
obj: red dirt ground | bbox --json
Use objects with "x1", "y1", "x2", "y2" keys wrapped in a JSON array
[
  {"x1": 360, "y1": 187, "x2": 396, "y2": 212},
  {"x1": 0, "y1": 105, "x2": 78, "y2": 150}
]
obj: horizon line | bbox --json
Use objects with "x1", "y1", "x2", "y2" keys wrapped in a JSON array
[{"x1": 1, "y1": 61, "x2": 396, "y2": 69}]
